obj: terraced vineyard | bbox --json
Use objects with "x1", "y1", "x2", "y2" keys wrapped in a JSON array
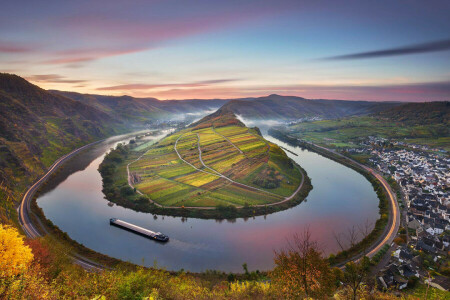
[{"x1": 128, "y1": 111, "x2": 304, "y2": 208}]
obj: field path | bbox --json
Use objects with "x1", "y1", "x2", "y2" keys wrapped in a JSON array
[
  {"x1": 211, "y1": 127, "x2": 243, "y2": 154},
  {"x1": 127, "y1": 132, "x2": 306, "y2": 210},
  {"x1": 174, "y1": 134, "x2": 222, "y2": 178},
  {"x1": 175, "y1": 133, "x2": 284, "y2": 198},
  {"x1": 196, "y1": 133, "x2": 229, "y2": 178}
]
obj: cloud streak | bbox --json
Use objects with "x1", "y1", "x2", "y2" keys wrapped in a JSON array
[
  {"x1": 96, "y1": 79, "x2": 239, "y2": 91},
  {"x1": 26, "y1": 74, "x2": 86, "y2": 84},
  {"x1": 323, "y1": 39, "x2": 450, "y2": 60},
  {"x1": 31, "y1": 2, "x2": 295, "y2": 65},
  {"x1": 0, "y1": 41, "x2": 35, "y2": 53}
]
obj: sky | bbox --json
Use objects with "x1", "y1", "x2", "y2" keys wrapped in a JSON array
[{"x1": 1, "y1": 0, "x2": 449, "y2": 101}]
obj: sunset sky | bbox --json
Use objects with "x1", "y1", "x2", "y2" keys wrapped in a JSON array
[{"x1": 1, "y1": 0, "x2": 449, "y2": 101}]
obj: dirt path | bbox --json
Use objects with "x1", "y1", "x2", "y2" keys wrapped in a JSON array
[
  {"x1": 127, "y1": 131, "x2": 307, "y2": 209},
  {"x1": 211, "y1": 127, "x2": 243, "y2": 154},
  {"x1": 175, "y1": 133, "x2": 282, "y2": 197}
]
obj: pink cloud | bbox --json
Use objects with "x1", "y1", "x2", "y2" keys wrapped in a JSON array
[
  {"x1": 96, "y1": 79, "x2": 239, "y2": 91},
  {"x1": 0, "y1": 41, "x2": 35, "y2": 53},
  {"x1": 26, "y1": 74, "x2": 86, "y2": 84},
  {"x1": 37, "y1": 3, "x2": 285, "y2": 65},
  {"x1": 43, "y1": 47, "x2": 148, "y2": 64}
]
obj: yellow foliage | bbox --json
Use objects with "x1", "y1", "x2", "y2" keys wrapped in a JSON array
[
  {"x1": 0, "y1": 224, "x2": 33, "y2": 277},
  {"x1": 229, "y1": 281, "x2": 270, "y2": 293}
]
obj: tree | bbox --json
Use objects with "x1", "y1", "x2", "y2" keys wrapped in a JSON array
[
  {"x1": 347, "y1": 226, "x2": 358, "y2": 249},
  {"x1": 0, "y1": 224, "x2": 33, "y2": 277},
  {"x1": 25, "y1": 238, "x2": 53, "y2": 269},
  {"x1": 341, "y1": 256, "x2": 370, "y2": 300},
  {"x1": 271, "y1": 228, "x2": 336, "y2": 299}
]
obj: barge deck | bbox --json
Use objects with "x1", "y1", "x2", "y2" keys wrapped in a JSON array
[{"x1": 109, "y1": 218, "x2": 169, "y2": 242}]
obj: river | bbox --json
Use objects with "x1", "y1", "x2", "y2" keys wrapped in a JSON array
[{"x1": 37, "y1": 129, "x2": 379, "y2": 272}]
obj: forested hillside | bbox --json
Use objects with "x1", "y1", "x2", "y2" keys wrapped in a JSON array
[
  {"x1": 218, "y1": 94, "x2": 401, "y2": 120},
  {"x1": 53, "y1": 90, "x2": 227, "y2": 123},
  {"x1": 0, "y1": 74, "x2": 124, "y2": 224},
  {"x1": 374, "y1": 101, "x2": 450, "y2": 124}
]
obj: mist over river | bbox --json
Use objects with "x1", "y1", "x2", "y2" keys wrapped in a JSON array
[{"x1": 37, "y1": 127, "x2": 379, "y2": 272}]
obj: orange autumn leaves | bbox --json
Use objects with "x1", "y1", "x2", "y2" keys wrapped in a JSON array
[{"x1": 271, "y1": 230, "x2": 336, "y2": 299}]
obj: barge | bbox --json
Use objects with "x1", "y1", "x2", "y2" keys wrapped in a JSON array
[{"x1": 109, "y1": 218, "x2": 169, "y2": 242}]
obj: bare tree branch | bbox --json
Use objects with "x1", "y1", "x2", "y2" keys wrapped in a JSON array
[
  {"x1": 332, "y1": 231, "x2": 346, "y2": 252},
  {"x1": 347, "y1": 226, "x2": 358, "y2": 249}
]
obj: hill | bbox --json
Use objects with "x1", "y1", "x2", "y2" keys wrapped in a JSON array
[
  {"x1": 54, "y1": 91, "x2": 405, "y2": 123},
  {"x1": 374, "y1": 101, "x2": 450, "y2": 125},
  {"x1": 218, "y1": 94, "x2": 401, "y2": 121},
  {"x1": 0, "y1": 73, "x2": 124, "y2": 223},
  {"x1": 276, "y1": 102, "x2": 450, "y2": 151},
  {"x1": 100, "y1": 110, "x2": 310, "y2": 217},
  {"x1": 52, "y1": 90, "x2": 227, "y2": 123}
]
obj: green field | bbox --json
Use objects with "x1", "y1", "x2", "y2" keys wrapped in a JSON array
[
  {"x1": 285, "y1": 116, "x2": 449, "y2": 151},
  {"x1": 128, "y1": 112, "x2": 302, "y2": 207}
]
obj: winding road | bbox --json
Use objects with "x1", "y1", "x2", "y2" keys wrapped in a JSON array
[
  {"x1": 18, "y1": 140, "x2": 105, "y2": 271},
  {"x1": 18, "y1": 131, "x2": 399, "y2": 272},
  {"x1": 309, "y1": 142, "x2": 400, "y2": 260}
]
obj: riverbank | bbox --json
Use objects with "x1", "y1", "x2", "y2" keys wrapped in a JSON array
[
  {"x1": 18, "y1": 131, "x2": 158, "y2": 270},
  {"x1": 99, "y1": 140, "x2": 312, "y2": 219},
  {"x1": 268, "y1": 128, "x2": 399, "y2": 266},
  {"x1": 21, "y1": 136, "x2": 140, "y2": 270},
  {"x1": 26, "y1": 127, "x2": 383, "y2": 272}
]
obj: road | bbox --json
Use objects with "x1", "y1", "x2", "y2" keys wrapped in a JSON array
[
  {"x1": 17, "y1": 132, "x2": 397, "y2": 272},
  {"x1": 18, "y1": 140, "x2": 105, "y2": 271},
  {"x1": 310, "y1": 143, "x2": 400, "y2": 260}
]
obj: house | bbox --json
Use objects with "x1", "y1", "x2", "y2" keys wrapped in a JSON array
[
  {"x1": 416, "y1": 240, "x2": 437, "y2": 254},
  {"x1": 434, "y1": 223, "x2": 445, "y2": 235},
  {"x1": 378, "y1": 264, "x2": 409, "y2": 290},
  {"x1": 399, "y1": 249, "x2": 414, "y2": 261},
  {"x1": 399, "y1": 263, "x2": 419, "y2": 278},
  {"x1": 408, "y1": 218, "x2": 422, "y2": 230},
  {"x1": 424, "y1": 224, "x2": 435, "y2": 236},
  {"x1": 393, "y1": 275, "x2": 408, "y2": 290}
]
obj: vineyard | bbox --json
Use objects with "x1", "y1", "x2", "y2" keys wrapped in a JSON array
[{"x1": 128, "y1": 112, "x2": 302, "y2": 207}]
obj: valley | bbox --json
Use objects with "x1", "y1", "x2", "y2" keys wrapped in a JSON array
[
  {"x1": 1, "y1": 74, "x2": 447, "y2": 298},
  {"x1": 273, "y1": 102, "x2": 449, "y2": 151},
  {"x1": 2, "y1": 2, "x2": 449, "y2": 297}
]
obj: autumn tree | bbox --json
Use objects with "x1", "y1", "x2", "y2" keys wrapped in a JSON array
[
  {"x1": 271, "y1": 228, "x2": 336, "y2": 299},
  {"x1": 341, "y1": 256, "x2": 371, "y2": 300},
  {"x1": 0, "y1": 224, "x2": 33, "y2": 277}
]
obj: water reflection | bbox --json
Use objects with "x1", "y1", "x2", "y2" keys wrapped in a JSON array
[{"x1": 37, "y1": 130, "x2": 379, "y2": 272}]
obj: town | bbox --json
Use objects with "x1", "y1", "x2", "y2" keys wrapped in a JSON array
[{"x1": 345, "y1": 137, "x2": 449, "y2": 292}]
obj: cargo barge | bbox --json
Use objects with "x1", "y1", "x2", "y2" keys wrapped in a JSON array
[{"x1": 109, "y1": 218, "x2": 169, "y2": 242}]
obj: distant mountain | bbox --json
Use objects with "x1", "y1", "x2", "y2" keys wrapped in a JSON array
[
  {"x1": 0, "y1": 73, "x2": 121, "y2": 194},
  {"x1": 374, "y1": 101, "x2": 449, "y2": 125},
  {"x1": 52, "y1": 90, "x2": 227, "y2": 123},
  {"x1": 217, "y1": 94, "x2": 402, "y2": 120}
]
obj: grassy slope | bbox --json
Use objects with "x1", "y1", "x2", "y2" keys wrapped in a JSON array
[
  {"x1": 129, "y1": 112, "x2": 302, "y2": 207},
  {"x1": 286, "y1": 115, "x2": 449, "y2": 151}
]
